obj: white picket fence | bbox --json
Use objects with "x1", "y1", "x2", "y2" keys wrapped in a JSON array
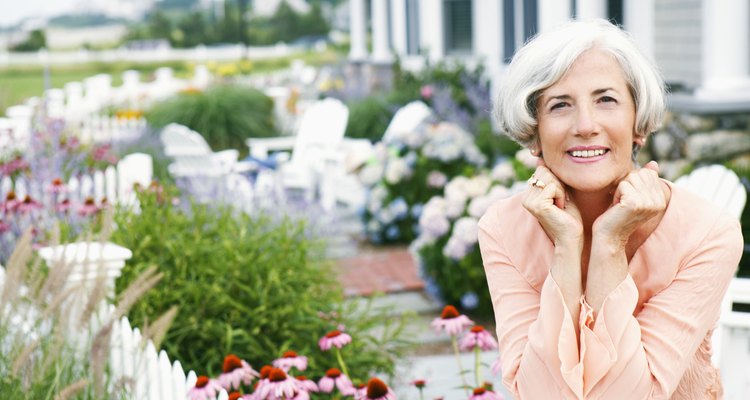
[
  {"x1": 1, "y1": 65, "x2": 212, "y2": 155},
  {"x1": 0, "y1": 152, "x2": 153, "y2": 207},
  {"x1": 108, "y1": 311, "x2": 210, "y2": 400}
]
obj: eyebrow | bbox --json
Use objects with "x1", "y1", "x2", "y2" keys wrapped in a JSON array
[{"x1": 542, "y1": 87, "x2": 617, "y2": 107}]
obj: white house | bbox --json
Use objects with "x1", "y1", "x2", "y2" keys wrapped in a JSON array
[{"x1": 348, "y1": 0, "x2": 750, "y2": 109}]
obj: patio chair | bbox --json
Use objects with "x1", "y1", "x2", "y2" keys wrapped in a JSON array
[
  {"x1": 245, "y1": 97, "x2": 349, "y2": 205},
  {"x1": 381, "y1": 100, "x2": 433, "y2": 143},
  {"x1": 159, "y1": 123, "x2": 244, "y2": 178},
  {"x1": 674, "y1": 164, "x2": 749, "y2": 376},
  {"x1": 160, "y1": 124, "x2": 256, "y2": 203}
]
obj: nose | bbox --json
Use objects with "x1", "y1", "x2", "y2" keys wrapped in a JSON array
[{"x1": 574, "y1": 105, "x2": 598, "y2": 137}]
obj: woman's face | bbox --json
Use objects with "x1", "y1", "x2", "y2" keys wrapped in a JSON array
[{"x1": 536, "y1": 49, "x2": 639, "y2": 194}]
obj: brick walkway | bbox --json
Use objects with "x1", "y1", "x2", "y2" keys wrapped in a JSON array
[{"x1": 334, "y1": 245, "x2": 425, "y2": 296}]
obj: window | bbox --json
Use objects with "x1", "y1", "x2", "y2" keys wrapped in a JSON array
[
  {"x1": 607, "y1": 0, "x2": 624, "y2": 25},
  {"x1": 503, "y1": 0, "x2": 538, "y2": 62},
  {"x1": 444, "y1": 0, "x2": 473, "y2": 54},
  {"x1": 406, "y1": 0, "x2": 420, "y2": 55}
]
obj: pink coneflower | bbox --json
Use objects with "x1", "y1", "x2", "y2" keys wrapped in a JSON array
[
  {"x1": 318, "y1": 368, "x2": 355, "y2": 395},
  {"x1": 256, "y1": 367, "x2": 298, "y2": 400},
  {"x1": 78, "y1": 197, "x2": 100, "y2": 217},
  {"x1": 420, "y1": 85, "x2": 434, "y2": 100},
  {"x1": 55, "y1": 198, "x2": 72, "y2": 213},
  {"x1": 218, "y1": 354, "x2": 260, "y2": 390},
  {"x1": 459, "y1": 325, "x2": 498, "y2": 351},
  {"x1": 469, "y1": 387, "x2": 504, "y2": 400},
  {"x1": 318, "y1": 330, "x2": 352, "y2": 351},
  {"x1": 47, "y1": 178, "x2": 67, "y2": 194},
  {"x1": 17, "y1": 195, "x2": 42, "y2": 214},
  {"x1": 228, "y1": 392, "x2": 252, "y2": 400},
  {"x1": 431, "y1": 305, "x2": 474, "y2": 336},
  {"x1": 188, "y1": 375, "x2": 223, "y2": 400},
  {"x1": 358, "y1": 377, "x2": 395, "y2": 400},
  {"x1": 2, "y1": 191, "x2": 19, "y2": 213},
  {"x1": 0, "y1": 219, "x2": 10, "y2": 233},
  {"x1": 294, "y1": 376, "x2": 318, "y2": 393},
  {"x1": 273, "y1": 350, "x2": 308, "y2": 372},
  {"x1": 411, "y1": 379, "x2": 427, "y2": 389},
  {"x1": 352, "y1": 383, "x2": 367, "y2": 399}
]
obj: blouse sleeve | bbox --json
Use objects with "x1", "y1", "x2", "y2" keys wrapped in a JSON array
[
  {"x1": 478, "y1": 215, "x2": 586, "y2": 399},
  {"x1": 479, "y1": 208, "x2": 743, "y2": 400},
  {"x1": 580, "y1": 215, "x2": 743, "y2": 399}
]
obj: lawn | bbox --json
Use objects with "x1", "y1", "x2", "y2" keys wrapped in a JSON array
[{"x1": 0, "y1": 48, "x2": 343, "y2": 115}]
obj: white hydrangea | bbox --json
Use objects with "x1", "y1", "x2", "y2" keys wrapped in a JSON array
[
  {"x1": 491, "y1": 161, "x2": 516, "y2": 183},
  {"x1": 445, "y1": 176, "x2": 470, "y2": 205},
  {"x1": 515, "y1": 148, "x2": 538, "y2": 169},
  {"x1": 468, "y1": 195, "x2": 493, "y2": 218},
  {"x1": 419, "y1": 197, "x2": 451, "y2": 237},
  {"x1": 384, "y1": 158, "x2": 412, "y2": 184},
  {"x1": 443, "y1": 235, "x2": 471, "y2": 260},
  {"x1": 452, "y1": 216, "x2": 479, "y2": 245},
  {"x1": 464, "y1": 175, "x2": 492, "y2": 198},
  {"x1": 359, "y1": 163, "x2": 384, "y2": 186}
]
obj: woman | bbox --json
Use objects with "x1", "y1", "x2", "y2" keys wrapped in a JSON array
[{"x1": 478, "y1": 19, "x2": 743, "y2": 399}]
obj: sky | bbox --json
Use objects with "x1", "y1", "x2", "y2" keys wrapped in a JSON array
[{"x1": 0, "y1": 0, "x2": 80, "y2": 27}]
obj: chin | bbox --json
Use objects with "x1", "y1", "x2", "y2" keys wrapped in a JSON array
[{"x1": 564, "y1": 178, "x2": 615, "y2": 194}]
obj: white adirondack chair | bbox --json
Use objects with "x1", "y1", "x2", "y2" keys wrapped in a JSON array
[
  {"x1": 159, "y1": 123, "x2": 242, "y2": 178},
  {"x1": 246, "y1": 97, "x2": 349, "y2": 204},
  {"x1": 381, "y1": 100, "x2": 433, "y2": 143},
  {"x1": 674, "y1": 164, "x2": 750, "y2": 399}
]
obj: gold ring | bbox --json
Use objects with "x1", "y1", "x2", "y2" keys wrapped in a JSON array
[{"x1": 528, "y1": 177, "x2": 546, "y2": 189}]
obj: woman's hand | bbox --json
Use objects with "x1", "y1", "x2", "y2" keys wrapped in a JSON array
[
  {"x1": 593, "y1": 161, "x2": 668, "y2": 247},
  {"x1": 522, "y1": 162, "x2": 584, "y2": 247}
]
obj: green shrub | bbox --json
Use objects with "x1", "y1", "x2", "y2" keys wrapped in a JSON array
[
  {"x1": 345, "y1": 97, "x2": 394, "y2": 142},
  {"x1": 145, "y1": 85, "x2": 277, "y2": 152},
  {"x1": 112, "y1": 186, "x2": 408, "y2": 378}
]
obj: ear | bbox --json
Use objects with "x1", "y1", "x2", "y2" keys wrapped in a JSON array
[
  {"x1": 528, "y1": 138, "x2": 542, "y2": 157},
  {"x1": 633, "y1": 135, "x2": 646, "y2": 147}
]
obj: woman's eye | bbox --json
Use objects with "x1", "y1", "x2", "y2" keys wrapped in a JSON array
[
  {"x1": 599, "y1": 96, "x2": 617, "y2": 103},
  {"x1": 550, "y1": 102, "x2": 567, "y2": 111}
]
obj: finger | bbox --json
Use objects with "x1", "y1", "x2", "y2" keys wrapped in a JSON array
[{"x1": 643, "y1": 160, "x2": 659, "y2": 175}]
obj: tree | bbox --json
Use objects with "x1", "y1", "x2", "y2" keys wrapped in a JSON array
[
  {"x1": 147, "y1": 11, "x2": 173, "y2": 40},
  {"x1": 11, "y1": 30, "x2": 46, "y2": 52}
]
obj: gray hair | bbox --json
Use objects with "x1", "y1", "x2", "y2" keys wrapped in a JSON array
[{"x1": 495, "y1": 18, "x2": 666, "y2": 148}]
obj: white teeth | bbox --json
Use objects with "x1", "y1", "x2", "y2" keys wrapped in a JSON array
[{"x1": 570, "y1": 149, "x2": 606, "y2": 158}]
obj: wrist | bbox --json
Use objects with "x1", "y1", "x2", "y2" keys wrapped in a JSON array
[{"x1": 592, "y1": 228, "x2": 628, "y2": 251}]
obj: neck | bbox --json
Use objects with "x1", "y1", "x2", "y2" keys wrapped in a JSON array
[{"x1": 569, "y1": 186, "x2": 616, "y2": 235}]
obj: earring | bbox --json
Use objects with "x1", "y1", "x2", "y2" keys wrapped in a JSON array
[{"x1": 530, "y1": 149, "x2": 540, "y2": 157}]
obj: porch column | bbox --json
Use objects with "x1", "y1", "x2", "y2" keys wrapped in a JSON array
[
  {"x1": 371, "y1": 0, "x2": 393, "y2": 63},
  {"x1": 391, "y1": 0, "x2": 408, "y2": 56},
  {"x1": 420, "y1": 0, "x2": 444, "y2": 62},
  {"x1": 349, "y1": 0, "x2": 368, "y2": 61},
  {"x1": 698, "y1": 0, "x2": 750, "y2": 98},
  {"x1": 624, "y1": 0, "x2": 654, "y2": 62},
  {"x1": 538, "y1": 0, "x2": 571, "y2": 33},
  {"x1": 575, "y1": 0, "x2": 606, "y2": 19}
]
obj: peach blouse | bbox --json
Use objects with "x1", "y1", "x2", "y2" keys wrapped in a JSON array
[{"x1": 477, "y1": 181, "x2": 743, "y2": 399}]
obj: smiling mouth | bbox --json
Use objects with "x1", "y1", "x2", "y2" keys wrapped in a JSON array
[{"x1": 568, "y1": 149, "x2": 608, "y2": 158}]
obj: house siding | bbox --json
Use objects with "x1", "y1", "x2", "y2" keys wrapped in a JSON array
[{"x1": 654, "y1": 0, "x2": 702, "y2": 88}]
